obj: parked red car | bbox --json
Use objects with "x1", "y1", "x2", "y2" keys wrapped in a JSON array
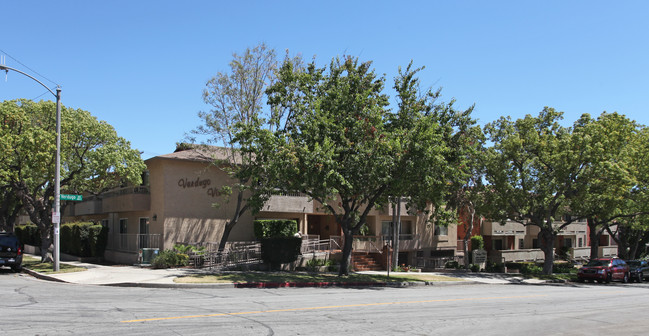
[{"x1": 577, "y1": 258, "x2": 630, "y2": 283}]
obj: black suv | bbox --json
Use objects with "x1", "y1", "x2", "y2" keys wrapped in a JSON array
[{"x1": 0, "y1": 232, "x2": 23, "y2": 272}]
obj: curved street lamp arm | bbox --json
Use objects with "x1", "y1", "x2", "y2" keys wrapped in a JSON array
[{"x1": 0, "y1": 64, "x2": 58, "y2": 97}]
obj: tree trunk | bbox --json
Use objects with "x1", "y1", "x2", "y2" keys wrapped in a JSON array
[
  {"x1": 463, "y1": 205, "x2": 475, "y2": 270},
  {"x1": 39, "y1": 227, "x2": 53, "y2": 263},
  {"x1": 539, "y1": 228, "x2": 555, "y2": 275},
  {"x1": 217, "y1": 222, "x2": 236, "y2": 253},
  {"x1": 630, "y1": 238, "x2": 640, "y2": 260},
  {"x1": 587, "y1": 218, "x2": 600, "y2": 259},
  {"x1": 217, "y1": 188, "x2": 247, "y2": 253},
  {"x1": 392, "y1": 198, "x2": 402, "y2": 271},
  {"x1": 339, "y1": 226, "x2": 353, "y2": 276},
  {"x1": 617, "y1": 226, "x2": 629, "y2": 259}
]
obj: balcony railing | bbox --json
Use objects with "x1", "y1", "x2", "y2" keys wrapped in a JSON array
[{"x1": 103, "y1": 186, "x2": 150, "y2": 198}]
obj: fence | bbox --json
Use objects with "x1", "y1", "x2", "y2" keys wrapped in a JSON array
[
  {"x1": 301, "y1": 235, "x2": 343, "y2": 255},
  {"x1": 352, "y1": 235, "x2": 385, "y2": 254},
  {"x1": 177, "y1": 237, "x2": 347, "y2": 269},
  {"x1": 415, "y1": 255, "x2": 464, "y2": 269},
  {"x1": 108, "y1": 234, "x2": 161, "y2": 252}
]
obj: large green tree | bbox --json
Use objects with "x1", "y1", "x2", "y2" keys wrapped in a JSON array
[
  {"x1": 0, "y1": 99, "x2": 145, "y2": 261},
  {"x1": 567, "y1": 112, "x2": 643, "y2": 258},
  {"x1": 0, "y1": 186, "x2": 21, "y2": 232},
  {"x1": 190, "y1": 43, "x2": 279, "y2": 253},
  {"x1": 252, "y1": 56, "x2": 476, "y2": 275},
  {"x1": 483, "y1": 108, "x2": 598, "y2": 274},
  {"x1": 445, "y1": 126, "x2": 486, "y2": 270}
]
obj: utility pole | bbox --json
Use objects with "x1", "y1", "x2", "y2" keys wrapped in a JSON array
[{"x1": 1, "y1": 63, "x2": 62, "y2": 271}]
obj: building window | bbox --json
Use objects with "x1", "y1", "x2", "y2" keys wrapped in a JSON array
[
  {"x1": 101, "y1": 219, "x2": 109, "y2": 228},
  {"x1": 493, "y1": 239, "x2": 503, "y2": 250},
  {"x1": 532, "y1": 239, "x2": 539, "y2": 249},
  {"x1": 401, "y1": 221, "x2": 412, "y2": 235},
  {"x1": 519, "y1": 239, "x2": 524, "y2": 249},
  {"x1": 564, "y1": 238, "x2": 573, "y2": 248},
  {"x1": 139, "y1": 218, "x2": 150, "y2": 248},
  {"x1": 141, "y1": 171, "x2": 150, "y2": 186},
  {"x1": 119, "y1": 219, "x2": 127, "y2": 234},
  {"x1": 434, "y1": 225, "x2": 448, "y2": 236},
  {"x1": 382, "y1": 220, "x2": 413, "y2": 238},
  {"x1": 381, "y1": 221, "x2": 392, "y2": 236},
  {"x1": 578, "y1": 238, "x2": 583, "y2": 247},
  {"x1": 119, "y1": 219, "x2": 128, "y2": 249}
]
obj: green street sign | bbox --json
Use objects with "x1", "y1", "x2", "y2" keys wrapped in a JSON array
[{"x1": 60, "y1": 194, "x2": 83, "y2": 201}]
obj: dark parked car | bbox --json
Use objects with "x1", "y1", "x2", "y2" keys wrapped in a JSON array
[
  {"x1": 0, "y1": 232, "x2": 23, "y2": 272},
  {"x1": 577, "y1": 257, "x2": 630, "y2": 283},
  {"x1": 625, "y1": 260, "x2": 649, "y2": 283}
]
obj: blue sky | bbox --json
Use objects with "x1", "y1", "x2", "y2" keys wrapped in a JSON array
[{"x1": 1, "y1": 1, "x2": 648, "y2": 159}]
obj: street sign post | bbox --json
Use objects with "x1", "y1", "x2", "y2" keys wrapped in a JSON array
[{"x1": 60, "y1": 194, "x2": 82, "y2": 201}]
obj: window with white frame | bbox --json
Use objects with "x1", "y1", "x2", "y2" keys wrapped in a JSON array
[{"x1": 434, "y1": 225, "x2": 448, "y2": 236}]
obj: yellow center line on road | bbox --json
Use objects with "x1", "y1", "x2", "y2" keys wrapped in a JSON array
[{"x1": 121, "y1": 294, "x2": 548, "y2": 323}]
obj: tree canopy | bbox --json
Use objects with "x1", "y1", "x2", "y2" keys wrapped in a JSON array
[
  {"x1": 191, "y1": 43, "x2": 279, "y2": 252},
  {"x1": 244, "y1": 56, "x2": 477, "y2": 275},
  {"x1": 483, "y1": 108, "x2": 648, "y2": 274},
  {"x1": 0, "y1": 99, "x2": 145, "y2": 260}
]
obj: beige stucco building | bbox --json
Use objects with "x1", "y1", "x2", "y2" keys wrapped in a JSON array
[{"x1": 64, "y1": 147, "x2": 458, "y2": 267}]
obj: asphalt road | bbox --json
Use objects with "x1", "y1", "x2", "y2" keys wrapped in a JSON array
[{"x1": 2, "y1": 269, "x2": 649, "y2": 336}]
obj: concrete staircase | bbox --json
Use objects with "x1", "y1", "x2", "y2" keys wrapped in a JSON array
[{"x1": 352, "y1": 252, "x2": 384, "y2": 271}]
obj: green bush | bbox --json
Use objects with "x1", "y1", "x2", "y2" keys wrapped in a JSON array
[
  {"x1": 151, "y1": 249, "x2": 189, "y2": 269},
  {"x1": 261, "y1": 237, "x2": 302, "y2": 269},
  {"x1": 88, "y1": 225, "x2": 108, "y2": 257},
  {"x1": 60, "y1": 224, "x2": 73, "y2": 254},
  {"x1": 552, "y1": 262, "x2": 575, "y2": 274},
  {"x1": 174, "y1": 244, "x2": 193, "y2": 254},
  {"x1": 445, "y1": 260, "x2": 459, "y2": 269},
  {"x1": 486, "y1": 262, "x2": 504, "y2": 273},
  {"x1": 59, "y1": 222, "x2": 108, "y2": 258},
  {"x1": 470, "y1": 264, "x2": 481, "y2": 272},
  {"x1": 470, "y1": 235, "x2": 484, "y2": 251},
  {"x1": 520, "y1": 263, "x2": 543, "y2": 275},
  {"x1": 14, "y1": 225, "x2": 40, "y2": 246},
  {"x1": 174, "y1": 243, "x2": 206, "y2": 256},
  {"x1": 254, "y1": 220, "x2": 298, "y2": 239}
]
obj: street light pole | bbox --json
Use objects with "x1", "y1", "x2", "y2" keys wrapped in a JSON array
[
  {"x1": 1, "y1": 64, "x2": 62, "y2": 271},
  {"x1": 54, "y1": 87, "x2": 61, "y2": 272}
]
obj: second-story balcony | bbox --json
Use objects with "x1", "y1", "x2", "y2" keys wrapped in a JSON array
[
  {"x1": 553, "y1": 221, "x2": 588, "y2": 235},
  {"x1": 102, "y1": 186, "x2": 150, "y2": 213},
  {"x1": 262, "y1": 192, "x2": 313, "y2": 213},
  {"x1": 73, "y1": 198, "x2": 102, "y2": 216},
  {"x1": 482, "y1": 220, "x2": 526, "y2": 236}
]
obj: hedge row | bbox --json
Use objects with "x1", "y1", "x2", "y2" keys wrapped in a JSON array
[
  {"x1": 254, "y1": 219, "x2": 298, "y2": 239},
  {"x1": 14, "y1": 225, "x2": 41, "y2": 246},
  {"x1": 14, "y1": 222, "x2": 108, "y2": 258},
  {"x1": 61, "y1": 222, "x2": 109, "y2": 258},
  {"x1": 261, "y1": 237, "x2": 302, "y2": 270}
]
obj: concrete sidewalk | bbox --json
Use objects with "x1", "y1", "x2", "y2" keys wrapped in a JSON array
[
  {"x1": 23, "y1": 256, "x2": 554, "y2": 288},
  {"x1": 23, "y1": 258, "x2": 220, "y2": 287}
]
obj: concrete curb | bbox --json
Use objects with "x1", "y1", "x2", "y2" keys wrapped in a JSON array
[
  {"x1": 104, "y1": 282, "x2": 237, "y2": 289},
  {"x1": 104, "y1": 280, "x2": 482, "y2": 289},
  {"x1": 21, "y1": 266, "x2": 556, "y2": 288},
  {"x1": 21, "y1": 268, "x2": 68, "y2": 283}
]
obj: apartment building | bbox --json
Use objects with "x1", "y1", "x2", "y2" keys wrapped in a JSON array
[
  {"x1": 456, "y1": 214, "x2": 618, "y2": 264},
  {"x1": 63, "y1": 146, "x2": 457, "y2": 266}
]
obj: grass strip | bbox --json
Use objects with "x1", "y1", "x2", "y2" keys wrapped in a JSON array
[{"x1": 22, "y1": 256, "x2": 87, "y2": 274}]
